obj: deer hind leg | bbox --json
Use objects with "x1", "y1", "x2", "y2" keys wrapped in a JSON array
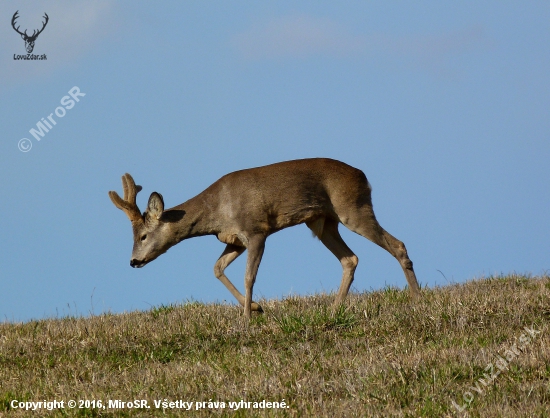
[
  {"x1": 341, "y1": 205, "x2": 421, "y2": 298},
  {"x1": 308, "y1": 219, "x2": 358, "y2": 308},
  {"x1": 214, "y1": 244, "x2": 263, "y2": 313}
]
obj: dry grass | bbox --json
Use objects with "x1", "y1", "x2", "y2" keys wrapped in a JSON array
[{"x1": 1, "y1": 274, "x2": 549, "y2": 417}]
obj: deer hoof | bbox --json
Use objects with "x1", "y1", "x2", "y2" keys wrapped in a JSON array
[{"x1": 251, "y1": 302, "x2": 264, "y2": 313}]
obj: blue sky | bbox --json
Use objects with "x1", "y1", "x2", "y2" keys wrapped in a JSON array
[{"x1": 1, "y1": 1, "x2": 549, "y2": 322}]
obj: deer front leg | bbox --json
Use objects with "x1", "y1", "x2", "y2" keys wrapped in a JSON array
[
  {"x1": 214, "y1": 244, "x2": 263, "y2": 312},
  {"x1": 243, "y1": 235, "x2": 266, "y2": 319}
]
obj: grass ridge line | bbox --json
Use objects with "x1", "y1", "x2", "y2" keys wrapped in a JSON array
[{"x1": 1, "y1": 274, "x2": 549, "y2": 416}]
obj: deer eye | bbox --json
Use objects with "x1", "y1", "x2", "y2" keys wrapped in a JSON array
[{"x1": 140, "y1": 234, "x2": 147, "y2": 242}]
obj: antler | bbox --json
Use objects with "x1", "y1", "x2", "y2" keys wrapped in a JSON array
[
  {"x1": 11, "y1": 11, "x2": 49, "y2": 39},
  {"x1": 31, "y1": 13, "x2": 49, "y2": 39},
  {"x1": 11, "y1": 11, "x2": 25, "y2": 37},
  {"x1": 109, "y1": 173, "x2": 143, "y2": 222}
]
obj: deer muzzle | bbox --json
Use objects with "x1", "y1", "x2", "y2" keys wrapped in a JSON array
[{"x1": 130, "y1": 258, "x2": 147, "y2": 268}]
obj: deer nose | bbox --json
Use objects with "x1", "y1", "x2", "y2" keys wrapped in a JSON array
[{"x1": 130, "y1": 259, "x2": 138, "y2": 267}]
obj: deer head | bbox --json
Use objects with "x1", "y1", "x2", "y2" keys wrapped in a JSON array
[
  {"x1": 12, "y1": 11, "x2": 49, "y2": 54},
  {"x1": 109, "y1": 174, "x2": 172, "y2": 268}
]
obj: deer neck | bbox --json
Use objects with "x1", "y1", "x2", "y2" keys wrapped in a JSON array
[{"x1": 166, "y1": 194, "x2": 216, "y2": 243}]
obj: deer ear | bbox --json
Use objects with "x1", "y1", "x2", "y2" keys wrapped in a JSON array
[{"x1": 147, "y1": 192, "x2": 164, "y2": 220}]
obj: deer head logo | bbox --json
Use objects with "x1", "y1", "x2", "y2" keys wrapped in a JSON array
[{"x1": 11, "y1": 11, "x2": 49, "y2": 54}]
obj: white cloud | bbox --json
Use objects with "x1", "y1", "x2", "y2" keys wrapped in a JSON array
[
  {"x1": 232, "y1": 15, "x2": 364, "y2": 59},
  {"x1": 232, "y1": 15, "x2": 489, "y2": 73}
]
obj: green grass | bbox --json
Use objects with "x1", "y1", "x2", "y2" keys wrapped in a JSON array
[{"x1": 1, "y1": 273, "x2": 549, "y2": 417}]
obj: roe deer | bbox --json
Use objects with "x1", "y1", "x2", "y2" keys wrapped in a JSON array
[{"x1": 109, "y1": 158, "x2": 420, "y2": 318}]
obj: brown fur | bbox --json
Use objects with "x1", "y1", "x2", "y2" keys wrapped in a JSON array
[{"x1": 109, "y1": 158, "x2": 421, "y2": 319}]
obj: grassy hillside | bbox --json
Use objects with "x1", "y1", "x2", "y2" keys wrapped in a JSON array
[{"x1": 1, "y1": 274, "x2": 549, "y2": 417}]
